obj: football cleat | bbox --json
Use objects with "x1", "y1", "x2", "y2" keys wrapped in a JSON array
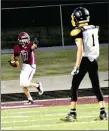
[
  {"x1": 24, "y1": 100, "x2": 34, "y2": 105},
  {"x1": 95, "y1": 112, "x2": 108, "y2": 121},
  {"x1": 61, "y1": 112, "x2": 77, "y2": 122},
  {"x1": 99, "y1": 112, "x2": 108, "y2": 120},
  {"x1": 37, "y1": 82, "x2": 44, "y2": 95}
]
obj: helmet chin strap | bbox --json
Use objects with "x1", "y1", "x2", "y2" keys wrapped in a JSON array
[
  {"x1": 78, "y1": 23, "x2": 88, "y2": 27},
  {"x1": 78, "y1": 20, "x2": 89, "y2": 23}
]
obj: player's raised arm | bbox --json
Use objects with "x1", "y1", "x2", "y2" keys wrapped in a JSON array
[{"x1": 31, "y1": 38, "x2": 39, "y2": 50}]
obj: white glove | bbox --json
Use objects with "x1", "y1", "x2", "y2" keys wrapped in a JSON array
[{"x1": 71, "y1": 66, "x2": 79, "y2": 75}]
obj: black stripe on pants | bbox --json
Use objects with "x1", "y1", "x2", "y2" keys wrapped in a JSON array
[{"x1": 71, "y1": 57, "x2": 104, "y2": 102}]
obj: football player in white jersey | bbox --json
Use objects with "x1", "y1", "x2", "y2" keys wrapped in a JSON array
[{"x1": 61, "y1": 7, "x2": 107, "y2": 121}]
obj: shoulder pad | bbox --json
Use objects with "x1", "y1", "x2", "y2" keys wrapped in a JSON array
[{"x1": 70, "y1": 28, "x2": 81, "y2": 37}]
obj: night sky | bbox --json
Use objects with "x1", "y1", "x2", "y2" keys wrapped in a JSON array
[
  {"x1": 1, "y1": 0, "x2": 109, "y2": 28},
  {"x1": 2, "y1": 0, "x2": 108, "y2": 8},
  {"x1": 1, "y1": 0, "x2": 109, "y2": 48}
]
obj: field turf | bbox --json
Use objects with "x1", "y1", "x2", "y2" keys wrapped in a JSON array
[
  {"x1": 1, "y1": 102, "x2": 108, "y2": 130},
  {"x1": 1, "y1": 45, "x2": 108, "y2": 80}
]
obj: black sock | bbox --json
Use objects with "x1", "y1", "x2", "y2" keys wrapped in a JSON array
[
  {"x1": 70, "y1": 109, "x2": 76, "y2": 115},
  {"x1": 100, "y1": 107, "x2": 105, "y2": 114}
]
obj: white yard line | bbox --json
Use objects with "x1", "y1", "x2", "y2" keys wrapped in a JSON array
[
  {"x1": 2, "y1": 108, "x2": 97, "y2": 115},
  {"x1": 1, "y1": 120, "x2": 108, "y2": 130},
  {"x1": 1, "y1": 112, "x2": 98, "y2": 119},
  {"x1": 2, "y1": 108, "x2": 67, "y2": 114},
  {"x1": 1, "y1": 104, "x2": 43, "y2": 109},
  {"x1": 1, "y1": 114, "x2": 100, "y2": 124},
  {"x1": 84, "y1": 128, "x2": 108, "y2": 130}
]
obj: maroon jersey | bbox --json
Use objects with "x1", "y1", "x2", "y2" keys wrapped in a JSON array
[{"x1": 13, "y1": 42, "x2": 36, "y2": 65}]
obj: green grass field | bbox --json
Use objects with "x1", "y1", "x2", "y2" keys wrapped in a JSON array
[
  {"x1": 1, "y1": 46, "x2": 108, "y2": 81},
  {"x1": 1, "y1": 103, "x2": 108, "y2": 130}
]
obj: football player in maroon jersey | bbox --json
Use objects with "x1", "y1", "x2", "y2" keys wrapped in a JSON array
[{"x1": 10, "y1": 32, "x2": 43, "y2": 104}]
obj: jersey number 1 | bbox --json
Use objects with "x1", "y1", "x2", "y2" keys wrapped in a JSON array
[{"x1": 92, "y1": 34, "x2": 95, "y2": 46}]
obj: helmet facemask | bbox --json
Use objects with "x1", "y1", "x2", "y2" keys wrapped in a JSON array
[
  {"x1": 71, "y1": 7, "x2": 90, "y2": 27},
  {"x1": 18, "y1": 32, "x2": 30, "y2": 47}
]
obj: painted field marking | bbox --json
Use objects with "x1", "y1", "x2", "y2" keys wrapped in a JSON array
[
  {"x1": 1, "y1": 104, "x2": 43, "y2": 109},
  {"x1": 4, "y1": 104, "x2": 108, "y2": 115},
  {"x1": 84, "y1": 128, "x2": 108, "y2": 130},
  {"x1": 1, "y1": 101, "x2": 108, "y2": 110},
  {"x1": 1, "y1": 112, "x2": 99, "y2": 119},
  {"x1": 1, "y1": 95, "x2": 108, "y2": 110},
  {"x1": 1, "y1": 114, "x2": 100, "y2": 124},
  {"x1": 1, "y1": 96, "x2": 108, "y2": 130},
  {"x1": 1, "y1": 95, "x2": 108, "y2": 105},
  {"x1": 1, "y1": 119, "x2": 108, "y2": 130}
]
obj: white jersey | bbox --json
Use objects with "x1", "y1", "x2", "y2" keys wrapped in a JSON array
[{"x1": 82, "y1": 25, "x2": 99, "y2": 61}]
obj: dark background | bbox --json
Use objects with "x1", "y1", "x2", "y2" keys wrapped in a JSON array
[
  {"x1": 1, "y1": 0, "x2": 109, "y2": 8},
  {"x1": 1, "y1": 0, "x2": 109, "y2": 49}
]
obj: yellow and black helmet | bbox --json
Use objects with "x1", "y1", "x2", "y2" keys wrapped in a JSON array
[{"x1": 71, "y1": 7, "x2": 90, "y2": 26}]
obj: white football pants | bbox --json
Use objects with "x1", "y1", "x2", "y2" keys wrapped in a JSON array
[{"x1": 20, "y1": 64, "x2": 36, "y2": 87}]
